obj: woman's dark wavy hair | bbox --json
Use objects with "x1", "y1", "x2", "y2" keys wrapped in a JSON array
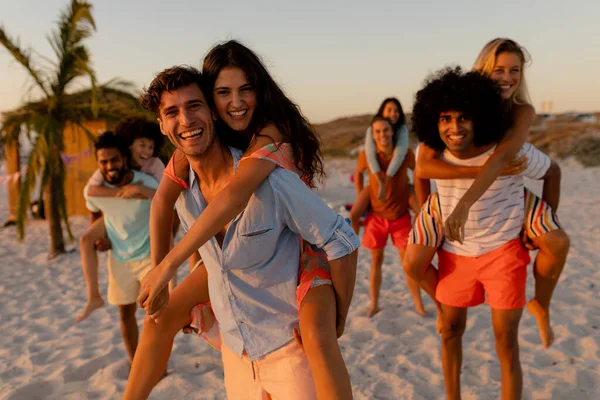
[
  {"x1": 114, "y1": 117, "x2": 164, "y2": 157},
  {"x1": 202, "y1": 40, "x2": 324, "y2": 187},
  {"x1": 411, "y1": 66, "x2": 509, "y2": 151},
  {"x1": 376, "y1": 97, "x2": 406, "y2": 131}
]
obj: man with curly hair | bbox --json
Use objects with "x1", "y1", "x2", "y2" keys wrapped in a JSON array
[{"x1": 404, "y1": 67, "x2": 561, "y2": 400}]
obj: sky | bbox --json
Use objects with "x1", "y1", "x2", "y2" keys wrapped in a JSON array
[{"x1": 1, "y1": 0, "x2": 599, "y2": 123}]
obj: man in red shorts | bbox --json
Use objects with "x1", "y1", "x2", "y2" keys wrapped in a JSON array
[
  {"x1": 405, "y1": 67, "x2": 563, "y2": 400},
  {"x1": 352, "y1": 115, "x2": 424, "y2": 317}
]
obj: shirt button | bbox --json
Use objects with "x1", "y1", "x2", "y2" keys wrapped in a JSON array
[{"x1": 229, "y1": 295, "x2": 235, "y2": 301}]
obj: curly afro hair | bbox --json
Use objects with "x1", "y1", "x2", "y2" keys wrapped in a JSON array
[{"x1": 411, "y1": 66, "x2": 509, "y2": 152}]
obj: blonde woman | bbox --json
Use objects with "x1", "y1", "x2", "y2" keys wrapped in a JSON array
[{"x1": 406, "y1": 38, "x2": 569, "y2": 349}]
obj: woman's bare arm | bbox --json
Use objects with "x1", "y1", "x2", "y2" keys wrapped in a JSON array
[{"x1": 445, "y1": 104, "x2": 535, "y2": 243}]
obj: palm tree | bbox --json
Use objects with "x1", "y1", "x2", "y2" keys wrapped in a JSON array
[{"x1": 0, "y1": 0, "x2": 144, "y2": 258}]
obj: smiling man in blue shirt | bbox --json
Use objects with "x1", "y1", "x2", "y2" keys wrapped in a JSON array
[{"x1": 130, "y1": 65, "x2": 360, "y2": 399}]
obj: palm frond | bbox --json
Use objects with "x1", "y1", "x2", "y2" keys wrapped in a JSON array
[
  {"x1": 0, "y1": 27, "x2": 49, "y2": 97},
  {"x1": 49, "y1": 1, "x2": 96, "y2": 97}
]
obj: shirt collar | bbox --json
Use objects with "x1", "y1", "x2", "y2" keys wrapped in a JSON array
[{"x1": 187, "y1": 146, "x2": 244, "y2": 188}]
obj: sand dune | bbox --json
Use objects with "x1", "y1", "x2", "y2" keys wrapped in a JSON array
[{"x1": 1, "y1": 160, "x2": 599, "y2": 399}]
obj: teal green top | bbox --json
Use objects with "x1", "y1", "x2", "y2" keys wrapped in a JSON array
[{"x1": 83, "y1": 170, "x2": 158, "y2": 263}]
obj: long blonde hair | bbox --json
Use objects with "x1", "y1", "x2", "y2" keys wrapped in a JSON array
[{"x1": 472, "y1": 38, "x2": 532, "y2": 106}]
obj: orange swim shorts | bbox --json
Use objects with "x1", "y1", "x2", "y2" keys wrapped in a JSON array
[{"x1": 436, "y1": 239, "x2": 530, "y2": 310}]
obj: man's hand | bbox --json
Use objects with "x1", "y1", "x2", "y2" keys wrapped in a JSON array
[
  {"x1": 521, "y1": 228, "x2": 538, "y2": 251},
  {"x1": 137, "y1": 263, "x2": 176, "y2": 320},
  {"x1": 117, "y1": 181, "x2": 144, "y2": 199},
  {"x1": 94, "y1": 236, "x2": 111, "y2": 252},
  {"x1": 501, "y1": 154, "x2": 528, "y2": 176},
  {"x1": 444, "y1": 201, "x2": 470, "y2": 244}
]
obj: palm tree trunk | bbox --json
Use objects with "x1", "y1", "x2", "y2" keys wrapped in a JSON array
[
  {"x1": 4, "y1": 141, "x2": 20, "y2": 225},
  {"x1": 44, "y1": 171, "x2": 65, "y2": 256}
]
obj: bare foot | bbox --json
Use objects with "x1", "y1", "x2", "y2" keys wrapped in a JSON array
[
  {"x1": 415, "y1": 304, "x2": 428, "y2": 317},
  {"x1": 527, "y1": 299, "x2": 555, "y2": 348},
  {"x1": 367, "y1": 306, "x2": 381, "y2": 318},
  {"x1": 76, "y1": 297, "x2": 105, "y2": 323}
]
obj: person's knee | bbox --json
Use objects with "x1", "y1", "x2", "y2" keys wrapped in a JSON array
[
  {"x1": 79, "y1": 231, "x2": 94, "y2": 248},
  {"x1": 119, "y1": 304, "x2": 137, "y2": 323},
  {"x1": 440, "y1": 318, "x2": 465, "y2": 342},
  {"x1": 538, "y1": 230, "x2": 570, "y2": 278},
  {"x1": 551, "y1": 230, "x2": 570, "y2": 258},
  {"x1": 403, "y1": 251, "x2": 426, "y2": 281},
  {"x1": 301, "y1": 315, "x2": 337, "y2": 353},
  {"x1": 494, "y1": 329, "x2": 520, "y2": 359}
]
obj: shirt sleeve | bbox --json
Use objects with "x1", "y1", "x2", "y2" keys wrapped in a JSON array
[
  {"x1": 385, "y1": 124, "x2": 409, "y2": 177},
  {"x1": 143, "y1": 157, "x2": 165, "y2": 182},
  {"x1": 364, "y1": 126, "x2": 381, "y2": 174},
  {"x1": 83, "y1": 185, "x2": 100, "y2": 212},
  {"x1": 520, "y1": 143, "x2": 551, "y2": 180},
  {"x1": 272, "y1": 171, "x2": 360, "y2": 261},
  {"x1": 86, "y1": 169, "x2": 104, "y2": 187}
]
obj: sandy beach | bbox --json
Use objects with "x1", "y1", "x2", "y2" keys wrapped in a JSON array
[{"x1": 1, "y1": 159, "x2": 599, "y2": 399}]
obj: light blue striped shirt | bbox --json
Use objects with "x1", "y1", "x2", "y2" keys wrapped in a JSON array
[{"x1": 175, "y1": 147, "x2": 360, "y2": 360}]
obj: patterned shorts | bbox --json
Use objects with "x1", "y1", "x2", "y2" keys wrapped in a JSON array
[{"x1": 408, "y1": 189, "x2": 562, "y2": 248}]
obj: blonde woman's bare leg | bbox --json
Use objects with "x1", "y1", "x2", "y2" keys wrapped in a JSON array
[{"x1": 527, "y1": 229, "x2": 570, "y2": 348}]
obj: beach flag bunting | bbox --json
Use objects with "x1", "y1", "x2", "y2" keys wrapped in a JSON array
[{"x1": 60, "y1": 148, "x2": 92, "y2": 166}]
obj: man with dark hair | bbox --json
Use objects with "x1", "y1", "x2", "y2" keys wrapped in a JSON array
[
  {"x1": 404, "y1": 67, "x2": 562, "y2": 400},
  {"x1": 83, "y1": 131, "x2": 159, "y2": 363},
  {"x1": 350, "y1": 115, "x2": 422, "y2": 318},
  {"x1": 128, "y1": 66, "x2": 359, "y2": 399}
]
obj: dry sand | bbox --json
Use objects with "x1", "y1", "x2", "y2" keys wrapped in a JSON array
[{"x1": 1, "y1": 159, "x2": 599, "y2": 399}]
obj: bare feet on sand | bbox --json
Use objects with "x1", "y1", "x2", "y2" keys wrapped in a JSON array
[
  {"x1": 415, "y1": 305, "x2": 428, "y2": 317},
  {"x1": 76, "y1": 297, "x2": 105, "y2": 323},
  {"x1": 368, "y1": 306, "x2": 381, "y2": 318},
  {"x1": 527, "y1": 299, "x2": 555, "y2": 348}
]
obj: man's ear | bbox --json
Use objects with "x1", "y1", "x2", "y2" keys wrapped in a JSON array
[
  {"x1": 157, "y1": 117, "x2": 167, "y2": 135},
  {"x1": 211, "y1": 110, "x2": 217, "y2": 121}
]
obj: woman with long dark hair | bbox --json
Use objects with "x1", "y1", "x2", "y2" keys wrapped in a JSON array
[{"x1": 124, "y1": 41, "x2": 356, "y2": 400}]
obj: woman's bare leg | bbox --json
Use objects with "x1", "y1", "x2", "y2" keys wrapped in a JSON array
[
  {"x1": 403, "y1": 243, "x2": 443, "y2": 331},
  {"x1": 76, "y1": 218, "x2": 108, "y2": 323},
  {"x1": 397, "y1": 247, "x2": 426, "y2": 317},
  {"x1": 527, "y1": 229, "x2": 570, "y2": 348},
  {"x1": 168, "y1": 212, "x2": 182, "y2": 291},
  {"x1": 122, "y1": 264, "x2": 210, "y2": 400},
  {"x1": 299, "y1": 285, "x2": 353, "y2": 400}
]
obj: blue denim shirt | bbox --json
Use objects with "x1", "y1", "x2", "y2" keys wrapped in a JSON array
[{"x1": 175, "y1": 147, "x2": 360, "y2": 360}]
